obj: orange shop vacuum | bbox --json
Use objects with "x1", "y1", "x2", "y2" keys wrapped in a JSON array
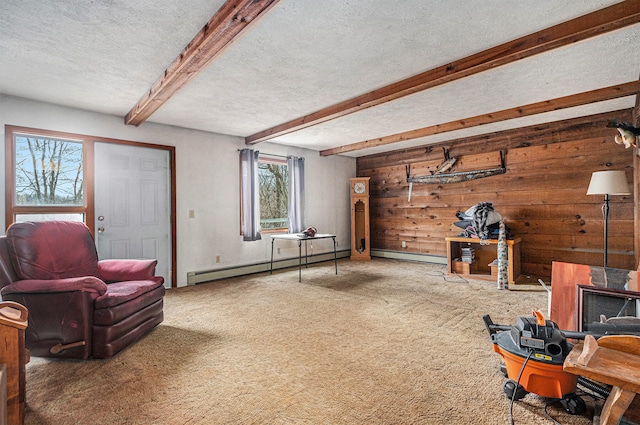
[{"x1": 483, "y1": 311, "x2": 586, "y2": 415}]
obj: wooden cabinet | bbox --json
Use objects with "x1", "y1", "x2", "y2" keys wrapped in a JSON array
[
  {"x1": 0, "y1": 302, "x2": 28, "y2": 425},
  {"x1": 446, "y1": 236, "x2": 522, "y2": 285},
  {"x1": 350, "y1": 177, "x2": 371, "y2": 260}
]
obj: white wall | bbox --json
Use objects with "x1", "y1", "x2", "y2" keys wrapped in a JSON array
[{"x1": 0, "y1": 95, "x2": 356, "y2": 287}]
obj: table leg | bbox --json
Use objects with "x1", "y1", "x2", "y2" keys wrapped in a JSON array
[
  {"x1": 333, "y1": 237, "x2": 337, "y2": 274},
  {"x1": 270, "y1": 238, "x2": 275, "y2": 274},
  {"x1": 507, "y1": 244, "x2": 514, "y2": 285},
  {"x1": 305, "y1": 240, "x2": 309, "y2": 268},
  {"x1": 600, "y1": 386, "x2": 636, "y2": 425},
  {"x1": 298, "y1": 240, "x2": 302, "y2": 282}
]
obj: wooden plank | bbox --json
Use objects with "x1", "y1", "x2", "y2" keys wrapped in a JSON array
[
  {"x1": 373, "y1": 203, "x2": 634, "y2": 222},
  {"x1": 248, "y1": 1, "x2": 640, "y2": 145},
  {"x1": 357, "y1": 109, "x2": 633, "y2": 172},
  {"x1": 524, "y1": 248, "x2": 635, "y2": 269},
  {"x1": 509, "y1": 219, "x2": 634, "y2": 237},
  {"x1": 499, "y1": 204, "x2": 635, "y2": 221},
  {"x1": 520, "y1": 240, "x2": 633, "y2": 256},
  {"x1": 374, "y1": 189, "x2": 632, "y2": 207},
  {"x1": 516, "y1": 234, "x2": 634, "y2": 253},
  {"x1": 321, "y1": 80, "x2": 640, "y2": 156},
  {"x1": 125, "y1": 0, "x2": 281, "y2": 126}
]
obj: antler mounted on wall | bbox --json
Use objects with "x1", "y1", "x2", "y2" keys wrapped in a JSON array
[{"x1": 405, "y1": 150, "x2": 507, "y2": 202}]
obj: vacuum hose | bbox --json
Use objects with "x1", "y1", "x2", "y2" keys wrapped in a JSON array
[{"x1": 577, "y1": 376, "x2": 610, "y2": 399}]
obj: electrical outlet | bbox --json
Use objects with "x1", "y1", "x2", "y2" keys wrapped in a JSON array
[
  {"x1": 277, "y1": 248, "x2": 281, "y2": 254},
  {"x1": 189, "y1": 209, "x2": 195, "y2": 218},
  {"x1": 215, "y1": 255, "x2": 220, "y2": 263}
]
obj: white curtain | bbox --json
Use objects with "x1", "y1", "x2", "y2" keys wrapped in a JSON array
[
  {"x1": 287, "y1": 156, "x2": 305, "y2": 233},
  {"x1": 240, "y1": 149, "x2": 261, "y2": 241}
]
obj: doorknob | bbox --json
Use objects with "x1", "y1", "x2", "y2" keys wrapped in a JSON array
[{"x1": 98, "y1": 227, "x2": 105, "y2": 233}]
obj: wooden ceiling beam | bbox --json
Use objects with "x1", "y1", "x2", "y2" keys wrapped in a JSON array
[
  {"x1": 125, "y1": 0, "x2": 280, "y2": 127},
  {"x1": 246, "y1": 0, "x2": 640, "y2": 145},
  {"x1": 319, "y1": 80, "x2": 640, "y2": 156}
]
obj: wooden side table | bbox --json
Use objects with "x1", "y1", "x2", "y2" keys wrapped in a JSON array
[
  {"x1": 564, "y1": 335, "x2": 640, "y2": 425},
  {"x1": 445, "y1": 236, "x2": 522, "y2": 285},
  {"x1": 0, "y1": 302, "x2": 28, "y2": 425}
]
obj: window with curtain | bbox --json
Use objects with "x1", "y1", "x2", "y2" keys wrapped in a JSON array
[{"x1": 240, "y1": 150, "x2": 304, "y2": 239}]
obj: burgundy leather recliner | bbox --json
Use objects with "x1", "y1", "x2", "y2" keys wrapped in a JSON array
[{"x1": 0, "y1": 221, "x2": 165, "y2": 359}]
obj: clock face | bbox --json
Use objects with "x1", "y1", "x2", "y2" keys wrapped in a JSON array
[{"x1": 354, "y1": 182, "x2": 366, "y2": 194}]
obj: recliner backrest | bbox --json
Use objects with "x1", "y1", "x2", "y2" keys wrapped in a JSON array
[{"x1": 6, "y1": 221, "x2": 99, "y2": 280}]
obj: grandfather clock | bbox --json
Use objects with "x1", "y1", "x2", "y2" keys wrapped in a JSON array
[{"x1": 350, "y1": 177, "x2": 371, "y2": 260}]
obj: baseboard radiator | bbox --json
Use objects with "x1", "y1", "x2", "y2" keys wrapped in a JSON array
[
  {"x1": 371, "y1": 249, "x2": 446, "y2": 264},
  {"x1": 187, "y1": 249, "x2": 445, "y2": 285},
  {"x1": 187, "y1": 249, "x2": 351, "y2": 285}
]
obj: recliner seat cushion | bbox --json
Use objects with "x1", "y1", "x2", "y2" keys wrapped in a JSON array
[
  {"x1": 94, "y1": 279, "x2": 165, "y2": 309},
  {"x1": 7, "y1": 221, "x2": 99, "y2": 280}
]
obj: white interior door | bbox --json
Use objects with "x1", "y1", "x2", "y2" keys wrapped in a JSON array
[{"x1": 94, "y1": 142, "x2": 171, "y2": 288}]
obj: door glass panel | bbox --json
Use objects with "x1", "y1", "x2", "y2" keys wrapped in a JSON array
[{"x1": 14, "y1": 135, "x2": 84, "y2": 206}]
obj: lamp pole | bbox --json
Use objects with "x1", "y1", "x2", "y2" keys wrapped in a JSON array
[
  {"x1": 602, "y1": 194, "x2": 610, "y2": 268},
  {"x1": 588, "y1": 170, "x2": 630, "y2": 269}
]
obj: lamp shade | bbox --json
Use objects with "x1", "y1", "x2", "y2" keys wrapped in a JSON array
[{"x1": 586, "y1": 170, "x2": 631, "y2": 196}]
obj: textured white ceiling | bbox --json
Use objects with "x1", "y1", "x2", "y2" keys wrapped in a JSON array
[{"x1": 1, "y1": 0, "x2": 637, "y2": 157}]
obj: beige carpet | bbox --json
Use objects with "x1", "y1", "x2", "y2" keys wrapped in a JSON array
[{"x1": 24, "y1": 259, "x2": 601, "y2": 424}]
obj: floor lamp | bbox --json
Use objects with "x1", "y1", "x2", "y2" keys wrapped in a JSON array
[{"x1": 586, "y1": 170, "x2": 631, "y2": 267}]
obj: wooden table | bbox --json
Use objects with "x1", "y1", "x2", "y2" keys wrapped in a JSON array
[
  {"x1": 564, "y1": 335, "x2": 640, "y2": 425},
  {"x1": 445, "y1": 236, "x2": 521, "y2": 285},
  {"x1": 270, "y1": 233, "x2": 337, "y2": 282}
]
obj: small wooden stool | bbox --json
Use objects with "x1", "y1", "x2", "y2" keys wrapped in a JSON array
[{"x1": 563, "y1": 335, "x2": 640, "y2": 425}]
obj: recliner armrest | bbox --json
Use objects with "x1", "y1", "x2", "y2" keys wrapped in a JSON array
[
  {"x1": 98, "y1": 259, "x2": 158, "y2": 283},
  {"x1": 0, "y1": 276, "x2": 108, "y2": 296}
]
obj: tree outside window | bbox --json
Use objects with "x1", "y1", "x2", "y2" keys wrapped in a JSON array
[
  {"x1": 14, "y1": 135, "x2": 84, "y2": 206},
  {"x1": 258, "y1": 158, "x2": 288, "y2": 231}
]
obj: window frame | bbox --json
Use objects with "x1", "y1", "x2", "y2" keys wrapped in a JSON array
[
  {"x1": 239, "y1": 153, "x2": 290, "y2": 236},
  {"x1": 258, "y1": 155, "x2": 289, "y2": 234},
  {"x1": 5, "y1": 126, "x2": 95, "y2": 232}
]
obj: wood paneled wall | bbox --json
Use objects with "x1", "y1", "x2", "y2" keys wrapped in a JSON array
[{"x1": 357, "y1": 109, "x2": 636, "y2": 279}]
